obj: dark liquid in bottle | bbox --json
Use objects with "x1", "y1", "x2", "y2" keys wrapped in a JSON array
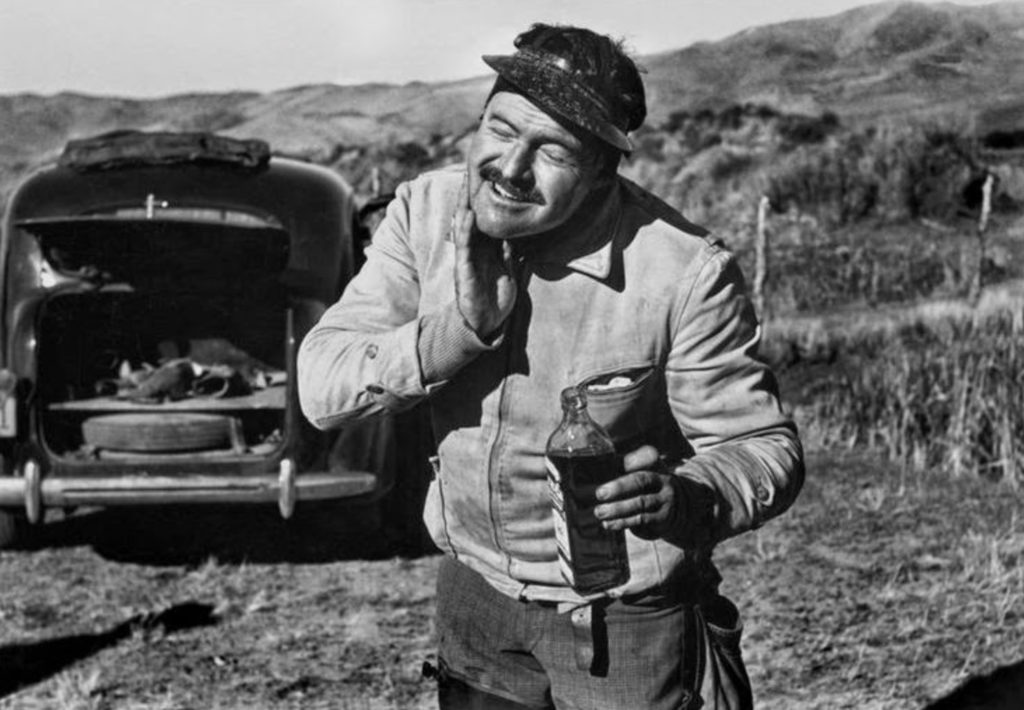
[{"x1": 547, "y1": 452, "x2": 630, "y2": 594}]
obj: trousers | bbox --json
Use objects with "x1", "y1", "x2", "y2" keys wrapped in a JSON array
[{"x1": 430, "y1": 557, "x2": 753, "y2": 710}]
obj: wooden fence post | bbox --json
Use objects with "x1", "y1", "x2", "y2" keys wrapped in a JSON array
[
  {"x1": 753, "y1": 195, "x2": 770, "y2": 324},
  {"x1": 370, "y1": 166, "x2": 382, "y2": 198},
  {"x1": 969, "y1": 173, "x2": 994, "y2": 305}
]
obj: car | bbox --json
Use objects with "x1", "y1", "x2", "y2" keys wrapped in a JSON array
[{"x1": 0, "y1": 130, "x2": 429, "y2": 548}]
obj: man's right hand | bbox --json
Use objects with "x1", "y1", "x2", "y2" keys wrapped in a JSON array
[{"x1": 453, "y1": 186, "x2": 518, "y2": 340}]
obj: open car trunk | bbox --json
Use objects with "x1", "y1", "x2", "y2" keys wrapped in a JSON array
[{"x1": 26, "y1": 216, "x2": 293, "y2": 461}]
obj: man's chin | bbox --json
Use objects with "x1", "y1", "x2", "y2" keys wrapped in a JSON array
[{"x1": 473, "y1": 211, "x2": 542, "y2": 241}]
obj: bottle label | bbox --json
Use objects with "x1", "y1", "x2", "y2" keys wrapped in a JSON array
[
  {"x1": 545, "y1": 454, "x2": 630, "y2": 594},
  {"x1": 545, "y1": 456, "x2": 576, "y2": 587}
]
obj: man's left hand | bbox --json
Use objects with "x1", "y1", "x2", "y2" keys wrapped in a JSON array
[{"x1": 594, "y1": 445, "x2": 683, "y2": 541}]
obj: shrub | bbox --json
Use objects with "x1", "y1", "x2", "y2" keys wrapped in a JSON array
[
  {"x1": 392, "y1": 141, "x2": 432, "y2": 170},
  {"x1": 984, "y1": 130, "x2": 1024, "y2": 151},
  {"x1": 709, "y1": 150, "x2": 755, "y2": 181},
  {"x1": 766, "y1": 120, "x2": 978, "y2": 226},
  {"x1": 777, "y1": 112, "x2": 839, "y2": 146},
  {"x1": 761, "y1": 234, "x2": 956, "y2": 313},
  {"x1": 631, "y1": 129, "x2": 667, "y2": 163},
  {"x1": 805, "y1": 311, "x2": 1024, "y2": 483}
]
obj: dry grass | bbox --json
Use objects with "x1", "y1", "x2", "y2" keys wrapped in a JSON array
[
  {"x1": 2, "y1": 450, "x2": 1022, "y2": 709},
  {"x1": 0, "y1": 508, "x2": 440, "y2": 710},
  {"x1": 789, "y1": 306, "x2": 1024, "y2": 485},
  {"x1": 718, "y1": 450, "x2": 1024, "y2": 709},
  {"x1": 3, "y1": 234, "x2": 1024, "y2": 709}
]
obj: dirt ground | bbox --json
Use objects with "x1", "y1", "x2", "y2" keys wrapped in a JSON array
[{"x1": 1, "y1": 449, "x2": 1023, "y2": 709}]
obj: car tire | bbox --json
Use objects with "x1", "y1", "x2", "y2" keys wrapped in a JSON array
[
  {"x1": 82, "y1": 413, "x2": 235, "y2": 452},
  {"x1": 0, "y1": 509, "x2": 20, "y2": 549}
]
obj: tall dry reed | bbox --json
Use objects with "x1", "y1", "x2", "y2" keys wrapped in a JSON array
[{"x1": 807, "y1": 311, "x2": 1024, "y2": 484}]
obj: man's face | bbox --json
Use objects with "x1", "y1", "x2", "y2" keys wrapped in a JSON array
[{"x1": 467, "y1": 91, "x2": 606, "y2": 240}]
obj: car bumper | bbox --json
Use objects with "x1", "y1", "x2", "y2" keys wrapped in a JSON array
[{"x1": 0, "y1": 459, "x2": 377, "y2": 521}]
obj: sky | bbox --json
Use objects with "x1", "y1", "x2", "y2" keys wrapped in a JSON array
[{"x1": 0, "y1": 0, "x2": 1013, "y2": 98}]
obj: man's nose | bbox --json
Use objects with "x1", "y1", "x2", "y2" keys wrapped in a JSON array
[{"x1": 499, "y1": 141, "x2": 533, "y2": 182}]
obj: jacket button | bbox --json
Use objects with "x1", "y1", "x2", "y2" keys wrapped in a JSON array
[
  {"x1": 754, "y1": 481, "x2": 771, "y2": 503},
  {"x1": 678, "y1": 689, "x2": 699, "y2": 708},
  {"x1": 365, "y1": 344, "x2": 379, "y2": 359},
  {"x1": 366, "y1": 384, "x2": 385, "y2": 395}
]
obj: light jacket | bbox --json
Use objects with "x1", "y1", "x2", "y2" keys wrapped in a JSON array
[{"x1": 299, "y1": 164, "x2": 804, "y2": 605}]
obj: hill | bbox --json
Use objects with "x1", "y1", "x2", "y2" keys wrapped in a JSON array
[
  {"x1": 2, "y1": 1, "x2": 1024, "y2": 203},
  {"x1": 642, "y1": 0, "x2": 1024, "y2": 128}
]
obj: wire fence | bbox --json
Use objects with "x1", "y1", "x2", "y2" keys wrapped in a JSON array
[{"x1": 744, "y1": 178, "x2": 997, "y2": 322}]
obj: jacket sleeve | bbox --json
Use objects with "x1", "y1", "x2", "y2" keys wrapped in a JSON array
[
  {"x1": 297, "y1": 179, "x2": 496, "y2": 430},
  {"x1": 665, "y1": 248, "x2": 804, "y2": 546}
]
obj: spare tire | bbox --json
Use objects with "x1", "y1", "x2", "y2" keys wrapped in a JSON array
[{"x1": 82, "y1": 413, "x2": 236, "y2": 452}]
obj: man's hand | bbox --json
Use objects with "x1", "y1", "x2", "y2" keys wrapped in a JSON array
[
  {"x1": 453, "y1": 183, "x2": 517, "y2": 340},
  {"x1": 594, "y1": 445, "x2": 684, "y2": 541}
]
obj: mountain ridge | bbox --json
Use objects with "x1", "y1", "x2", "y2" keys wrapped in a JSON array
[{"x1": 2, "y1": 1, "x2": 1023, "y2": 197}]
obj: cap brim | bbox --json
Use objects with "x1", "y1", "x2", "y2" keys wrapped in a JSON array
[{"x1": 483, "y1": 53, "x2": 633, "y2": 153}]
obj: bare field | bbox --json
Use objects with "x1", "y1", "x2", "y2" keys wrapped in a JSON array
[{"x1": 2, "y1": 450, "x2": 1023, "y2": 709}]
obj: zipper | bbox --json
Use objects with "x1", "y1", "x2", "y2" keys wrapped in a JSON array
[{"x1": 484, "y1": 255, "x2": 529, "y2": 561}]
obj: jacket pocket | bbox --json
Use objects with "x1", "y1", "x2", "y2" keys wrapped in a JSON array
[
  {"x1": 695, "y1": 596, "x2": 753, "y2": 710},
  {"x1": 578, "y1": 364, "x2": 660, "y2": 450},
  {"x1": 423, "y1": 456, "x2": 456, "y2": 556}
]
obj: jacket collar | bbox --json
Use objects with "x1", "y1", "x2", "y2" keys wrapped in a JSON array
[
  {"x1": 559, "y1": 238, "x2": 614, "y2": 280},
  {"x1": 523, "y1": 182, "x2": 620, "y2": 281}
]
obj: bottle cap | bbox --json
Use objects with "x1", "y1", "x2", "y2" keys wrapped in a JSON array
[{"x1": 560, "y1": 385, "x2": 586, "y2": 410}]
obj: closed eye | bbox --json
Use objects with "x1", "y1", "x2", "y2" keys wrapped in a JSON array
[
  {"x1": 539, "y1": 145, "x2": 577, "y2": 167},
  {"x1": 485, "y1": 118, "x2": 517, "y2": 141}
]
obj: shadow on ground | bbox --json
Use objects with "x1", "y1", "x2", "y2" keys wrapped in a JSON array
[
  {"x1": 9, "y1": 498, "x2": 436, "y2": 566},
  {"x1": 921, "y1": 658, "x2": 1024, "y2": 709},
  {"x1": 0, "y1": 602, "x2": 218, "y2": 699}
]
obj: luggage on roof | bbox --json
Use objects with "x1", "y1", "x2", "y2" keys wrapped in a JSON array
[{"x1": 59, "y1": 130, "x2": 271, "y2": 171}]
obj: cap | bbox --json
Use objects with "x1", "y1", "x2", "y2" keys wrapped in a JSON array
[{"x1": 482, "y1": 24, "x2": 646, "y2": 153}]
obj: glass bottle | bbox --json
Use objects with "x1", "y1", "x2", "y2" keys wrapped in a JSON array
[{"x1": 545, "y1": 385, "x2": 630, "y2": 594}]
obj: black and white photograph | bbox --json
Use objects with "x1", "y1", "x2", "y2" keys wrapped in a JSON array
[{"x1": 1, "y1": 1, "x2": 1023, "y2": 708}]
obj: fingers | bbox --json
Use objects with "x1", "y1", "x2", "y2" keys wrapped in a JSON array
[
  {"x1": 597, "y1": 469, "x2": 660, "y2": 502},
  {"x1": 452, "y1": 190, "x2": 515, "y2": 338},
  {"x1": 452, "y1": 207, "x2": 475, "y2": 249},
  {"x1": 621, "y1": 445, "x2": 660, "y2": 473},
  {"x1": 594, "y1": 485, "x2": 669, "y2": 534},
  {"x1": 595, "y1": 471, "x2": 667, "y2": 527},
  {"x1": 594, "y1": 468, "x2": 677, "y2": 537},
  {"x1": 452, "y1": 171, "x2": 476, "y2": 249},
  {"x1": 454, "y1": 170, "x2": 471, "y2": 210}
]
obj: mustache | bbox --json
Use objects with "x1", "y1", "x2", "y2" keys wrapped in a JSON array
[{"x1": 480, "y1": 166, "x2": 545, "y2": 205}]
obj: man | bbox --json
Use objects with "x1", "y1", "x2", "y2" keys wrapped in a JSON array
[{"x1": 299, "y1": 23, "x2": 803, "y2": 710}]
